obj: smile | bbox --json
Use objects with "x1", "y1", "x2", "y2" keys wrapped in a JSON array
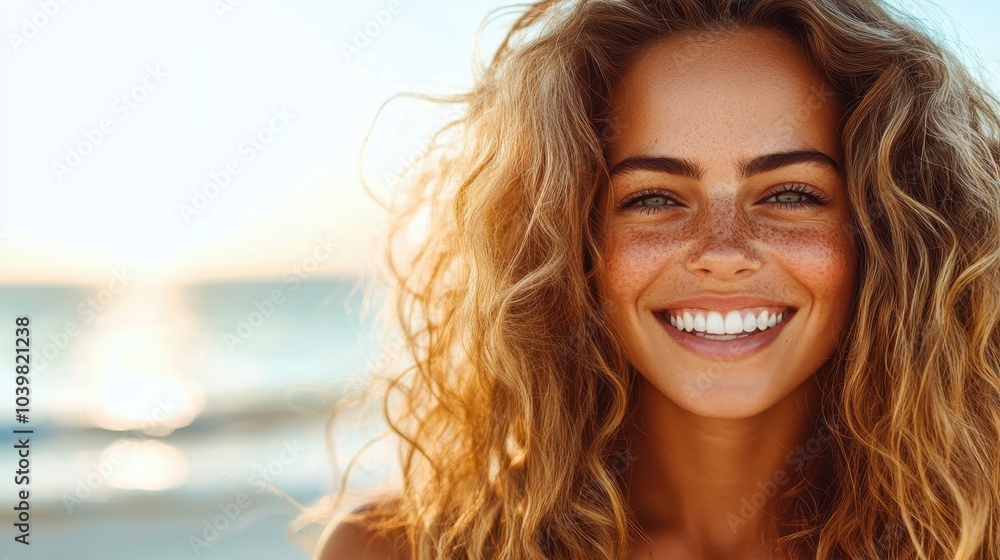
[
  {"x1": 662, "y1": 306, "x2": 791, "y2": 337},
  {"x1": 655, "y1": 307, "x2": 797, "y2": 360}
]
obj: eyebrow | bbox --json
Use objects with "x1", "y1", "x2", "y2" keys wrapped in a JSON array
[{"x1": 608, "y1": 149, "x2": 841, "y2": 181}]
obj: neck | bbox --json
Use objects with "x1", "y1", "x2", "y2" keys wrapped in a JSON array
[{"x1": 624, "y1": 370, "x2": 826, "y2": 558}]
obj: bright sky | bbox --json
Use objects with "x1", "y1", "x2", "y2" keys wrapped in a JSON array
[{"x1": 1, "y1": 0, "x2": 998, "y2": 285}]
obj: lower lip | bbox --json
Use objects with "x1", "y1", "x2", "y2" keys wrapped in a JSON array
[{"x1": 656, "y1": 309, "x2": 796, "y2": 361}]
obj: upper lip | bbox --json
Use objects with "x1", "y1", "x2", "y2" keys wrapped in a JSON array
[{"x1": 656, "y1": 295, "x2": 797, "y2": 312}]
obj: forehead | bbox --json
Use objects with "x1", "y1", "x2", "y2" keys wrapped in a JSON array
[{"x1": 606, "y1": 27, "x2": 843, "y2": 165}]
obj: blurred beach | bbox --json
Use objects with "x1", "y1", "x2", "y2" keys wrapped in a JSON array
[{"x1": 0, "y1": 277, "x2": 395, "y2": 559}]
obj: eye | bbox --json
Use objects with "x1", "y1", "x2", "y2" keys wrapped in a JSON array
[
  {"x1": 761, "y1": 183, "x2": 830, "y2": 210},
  {"x1": 618, "y1": 183, "x2": 830, "y2": 215},
  {"x1": 618, "y1": 189, "x2": 679, "y2": 215}
]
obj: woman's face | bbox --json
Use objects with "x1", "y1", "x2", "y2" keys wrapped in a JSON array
[{"x1": 597, "y1": 28, "x2": 858, "y2": 419}]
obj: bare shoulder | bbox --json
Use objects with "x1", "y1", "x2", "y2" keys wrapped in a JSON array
[{"x1": 316, "y1": 501, "x2": 411, "y2": 560}]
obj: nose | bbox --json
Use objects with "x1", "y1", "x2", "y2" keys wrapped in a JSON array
[{"x1": 685, "y1": 197, "x2": 762, "y2": 280}]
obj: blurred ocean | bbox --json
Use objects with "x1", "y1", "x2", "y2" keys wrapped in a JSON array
[{"x1": 0, "y1": 278, "x2": 396, "y2": 559}]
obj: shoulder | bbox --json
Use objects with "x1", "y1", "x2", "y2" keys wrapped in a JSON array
[{"x1": 316, "y1": 501, "x2": 411, "y2": 560}]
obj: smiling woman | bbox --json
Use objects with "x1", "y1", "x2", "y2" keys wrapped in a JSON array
[
  {"x1": 309, "y1": 1, "x2": 1000, "y2": 559},
  {"x1": 598, "y1": 28, "x2": 857, "y2": 425},
  {"x1": 595, "y1": 29, "x2": 859, "y2": 557}
]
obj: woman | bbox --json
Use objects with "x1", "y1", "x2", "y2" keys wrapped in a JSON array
[{"x1": 313, "y1": 0, "x2": 1000, "y2": 558}]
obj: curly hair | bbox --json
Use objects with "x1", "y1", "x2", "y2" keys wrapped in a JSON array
[{"x1": 305, "y1": 0, "x2": 1000, "y2": 558}]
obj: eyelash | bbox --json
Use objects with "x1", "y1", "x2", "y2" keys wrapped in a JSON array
[{"x1": 618, "y1": 183, "x2": 831, "y2": 215}]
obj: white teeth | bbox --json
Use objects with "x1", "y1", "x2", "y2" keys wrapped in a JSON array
[
  {"x1": 756, "y1": 310, "x2": 768, "y2": 331},
  {"x1": 724, "y1": 311, "x2": 743, "y2": 334},
  {"x1": 706, "y1": 311, "x2": 725, "y2": 334},
  {"x1": 663, "y1": 307, "x2": 791, "y2": 337}
]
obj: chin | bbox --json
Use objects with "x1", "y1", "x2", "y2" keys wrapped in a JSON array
[
  {"x1": 681, "y1": 390, "x2": 783, "y2": 420},
  {"x1": 640, "y1": 366, "x2": 800, "y2": 420},
  {"x1": 678, "y1": 393, "x2": 781, "y2": 420}
]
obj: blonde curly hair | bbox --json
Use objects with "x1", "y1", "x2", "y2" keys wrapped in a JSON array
[{"x1": 305, "y1": 1, "x2": 1000, "y2": 558}]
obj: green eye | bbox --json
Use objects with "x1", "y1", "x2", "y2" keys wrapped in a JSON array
[
  {"x1": 620, "y1": 190, "x2": 679, "y2": 215},
  {"x1": 763, "y1": 184, "x2": 828, "y2": 209},
  {"x1": 619, "y1": 183, "x2": 829, "y2": 216},
  {"x1": 639, "y1": 196, "x2": 670, "y2": 207},
  {"x1": 770, "y1": 192, "x2": 807, "y2": 204}
]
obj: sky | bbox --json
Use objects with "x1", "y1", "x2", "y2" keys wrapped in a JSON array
[{"x1": 1, "y1": 0, "x2": 999, "y2": 285}]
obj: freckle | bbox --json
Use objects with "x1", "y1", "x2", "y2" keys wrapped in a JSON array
[{"x1": 604, "y1": 224, "x2": 682, "y2": 293}]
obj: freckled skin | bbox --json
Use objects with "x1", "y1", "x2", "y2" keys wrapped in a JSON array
[{"x1": 596, "y1": 29, "x2": 858, "y2": 559}]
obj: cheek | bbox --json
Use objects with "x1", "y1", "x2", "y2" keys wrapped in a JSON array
[
  {"x1": 601, "y1": 224, "x2": 686, "y2": 304},
  {"x1": 761, "y1": 223, "x2": 857, "y2": 312}
]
